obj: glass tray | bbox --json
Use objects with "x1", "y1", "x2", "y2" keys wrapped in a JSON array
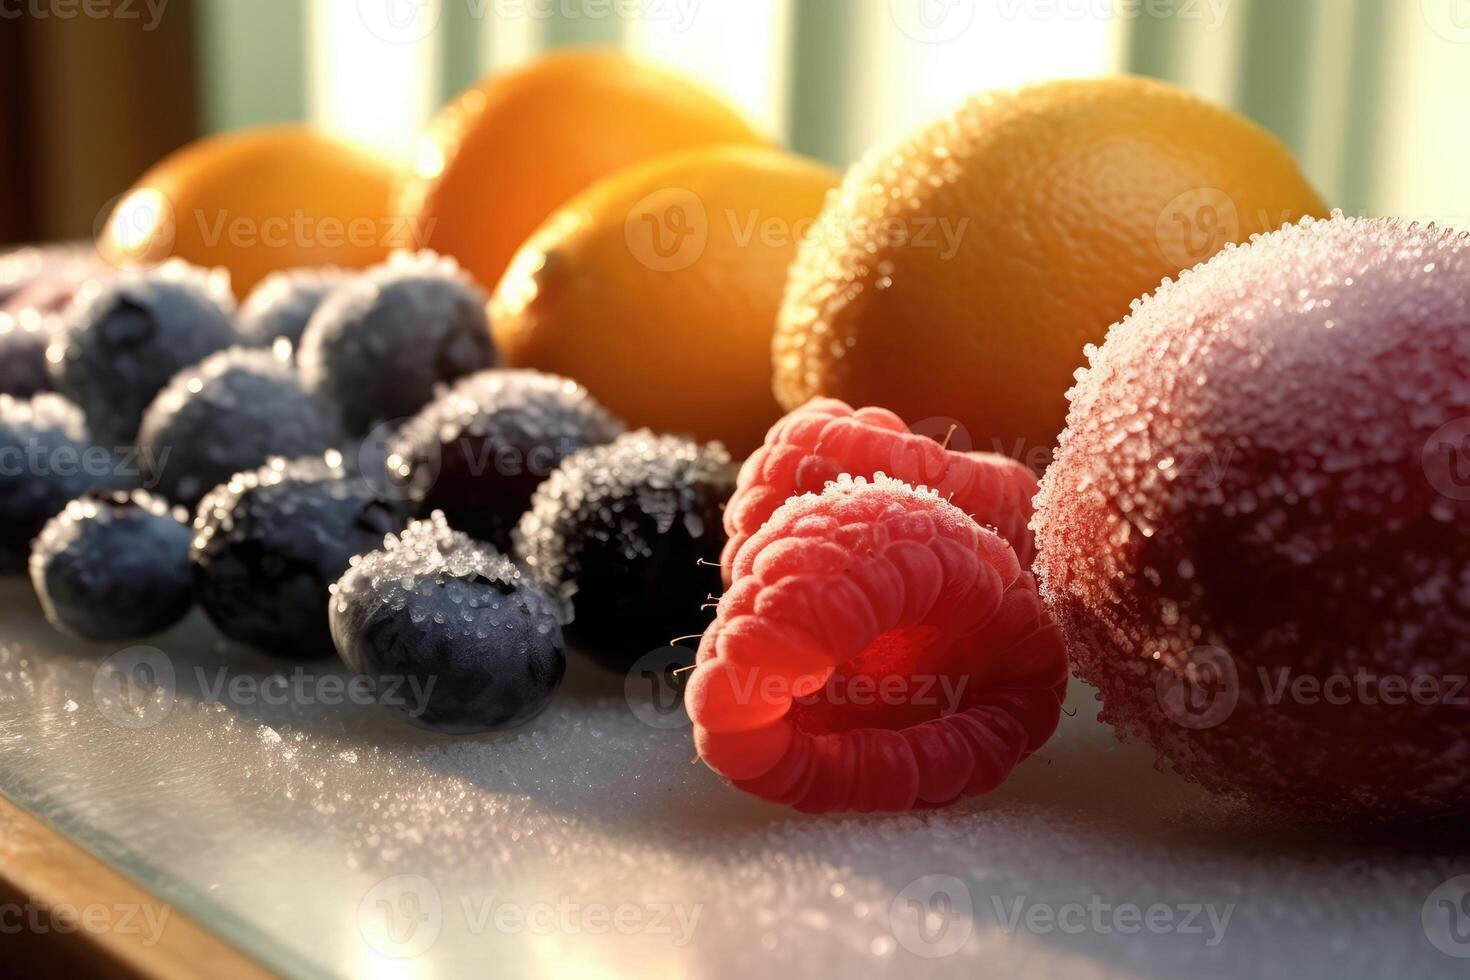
[{"x1": 0, "y1": 578, "x2": 1461, "y2": 979}]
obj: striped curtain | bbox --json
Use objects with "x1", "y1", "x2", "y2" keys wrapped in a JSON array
[{"x1": 26, "y1": 0, "x2": 1470, "y2": 240}]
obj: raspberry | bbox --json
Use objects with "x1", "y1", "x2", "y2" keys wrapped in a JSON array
[
  {"x1": 688, "y1": 475, "x2": 1066, "y2": 813},
  {"x1": 722, "y1": 398, "x2": 1037, "y2": 584}
]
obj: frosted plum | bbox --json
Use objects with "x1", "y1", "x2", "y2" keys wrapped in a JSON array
[{"x1": 1034, "y1": 213, "x2": 1470, "y2": 821}]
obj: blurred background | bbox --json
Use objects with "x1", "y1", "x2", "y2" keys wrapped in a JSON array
[{"x1": 1, "y1": 0, "x2": 1466, "y2": 246}]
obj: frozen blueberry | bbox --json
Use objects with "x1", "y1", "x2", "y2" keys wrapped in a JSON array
[
  {"x1": 0, "y1": 311, "x2": 57, "y2": 397},
  {"x1": 237, "y1": 266, "x2": 349, "y2": 351},
  {"x1": 516, "y1": 431, "x2": 735, "y2": 668},
  {"x1": 298, "y1": 251, "x2": 496, "y2": 437},
  {"x1": 48, "y1": 260, "x2": 238, "y2": 445},
  {"x1": 30, "y1": 489, "x2": 192, "y2": 641},
  {"x1": 137, "y1": 346, "x2": 341, "y2": 508},
  {"x1": 386, "y1": 369, "x2": 625, "y2": 549},
  {"x1": 330, "y1": 512, "x2": 566, "y2": 732},
  {"x1": 0, "y1": 393, "x2": 119, "y2": 573},
  {"x1": 191, "y1": 456, "x2": 403, "y2": 659}
]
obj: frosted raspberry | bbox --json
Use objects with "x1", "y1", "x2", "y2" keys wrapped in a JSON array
[
  {"x1": 688, "y1": 475, "x2": 1066, "y2": 813},
  {"x1": 722, "y1": 398, "x2": 1037, "y2": 584}
]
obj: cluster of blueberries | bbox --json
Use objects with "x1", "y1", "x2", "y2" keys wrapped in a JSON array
[{"x1": 0, "y1": 248, "x2": 732, "y2": 732}]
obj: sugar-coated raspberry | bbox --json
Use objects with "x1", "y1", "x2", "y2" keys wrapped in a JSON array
[
  {"x1": 688, "y1": 474, "x2": 1067, "y2": 813},
  {"x1": 1035, "y1": 213, "x2": 1470, "y2": 821},
  {"x1": 722, "y1": 398, "x2": 1037, "y2": 584}
]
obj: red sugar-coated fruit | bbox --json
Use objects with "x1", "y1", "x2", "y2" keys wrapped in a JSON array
[
  {"x1": 1034, "y1": 213, "x2": 1470, "y2": 821},
  {"x1": 722, "y1": 398, "x2": 1038, "y2": 584},
  {"x1": 688, "y1": 474, "x2": 1067, "y2": 813}
]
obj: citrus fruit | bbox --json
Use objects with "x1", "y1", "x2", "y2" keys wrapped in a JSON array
[
  {"x1": 1035, "y1": 214, "x2": 1470, "y2": 822},
  {"x1": 490, "y1": 144, "x2": 839, "y2": 455},
  {"x1": 98, "y1": 125, "x2": 401, "y2": 296},
  {"x1": 401, "y1": 49, "x2": 765, "y2": 292},
  {"x1": 774, "y1": 75, "x2": 1329, "y2": 459}
]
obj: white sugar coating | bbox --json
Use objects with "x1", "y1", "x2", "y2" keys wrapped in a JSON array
[
  {"x1": 191, "y1": 454, "x2": 360, "y2": 552},
  {"x1": 381, "y1": 247, "x2": 479, "y2": 289},
  {"x1": 385, "y1": 368, "x2": 624, "y2": 481},
  {"x1": 0, "y1": 391, "x2": 88, "y2": 442},
  {"x1": 236, "y1": 266, "x2": 349, "y2": 346},
  {"x1": 1034, "y1": 212, "x2": 1470, "y2": 819},
  {"x1": 137, "y1": 346, "x2": 340, "y2": 505},
  {"x1": 335, "y1": 511, "x2": 521, "y2": 606},
  {"x1": 80, "y1": 257, "x2": 235, "y2": 314},
  {"x1": 0, "y1": 579, "x2": 1461, "y2": 978},
  {"x1": 515, "y1": 429, "x2": 732, "y2": 588},
  {"x1": 30, "y1": 488, "x2": 185, "y2": 566}
]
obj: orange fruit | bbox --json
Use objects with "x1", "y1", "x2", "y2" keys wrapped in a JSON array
[
  {"x1": 98, "y1": 125, "x2": 401, "y2": 296},
  {"x1": 774, "y1": 75, "x2": 1329, "y2": 462},
  {"x1": 490, "y1": 144, "x2": 839, "y2": 455},
  {"x1": 401, "y1": 49, "x2": 765, "y2": 292}
]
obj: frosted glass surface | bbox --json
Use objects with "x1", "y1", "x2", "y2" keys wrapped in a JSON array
[{"x1": 0, "y1": 579, "x2": 1462, "y2": 979}]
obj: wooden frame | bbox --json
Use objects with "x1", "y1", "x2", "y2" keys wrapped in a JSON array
[{"x1": 0, "y1": 793, "x2": 273, "y2": 979}]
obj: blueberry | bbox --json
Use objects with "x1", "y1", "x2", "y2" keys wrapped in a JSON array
[
  {"x1": 298, "y1": 251, "x2": 495, "y2": 437},
  {"x1": 191, "y1": 456, "x2": 403, "y2": 659},
  {"x1": 48, "y1": 260, "x2": 238, "y2": 445},
  {"x1": 137, "y1": 346, "x2": 341, "y2": 508},
  {"x1": 30, "y1": 489, "x2": 192, "y2": 640},
  {"x1": 386, "y1": 369, "x2": 625, "y2": 549},
  {"x1": 515, "y1": 431, "x2": 735, "y2": 668},
  {"x1": 0, "y1": 311, "x2": 57, "y2": 397},
  {"x1": 0, "y1": 393, "x2": 119, "y2": 572},
  {"x1": 330, "y1": 512, "x2": 566, "y2": 732},
  {"x1": 237, "y1": 267, "x2": 349, "y2": 351}
]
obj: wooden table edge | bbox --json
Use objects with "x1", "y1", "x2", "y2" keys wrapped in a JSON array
[{"x1": 0, "y1": 792, "x2": 277, "y2": 979}]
